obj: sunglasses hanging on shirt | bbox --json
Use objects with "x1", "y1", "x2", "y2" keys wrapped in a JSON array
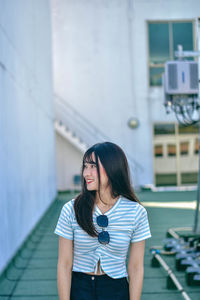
[{"x1": 96, "y1": 215, "x2": 110, "y2": 245}]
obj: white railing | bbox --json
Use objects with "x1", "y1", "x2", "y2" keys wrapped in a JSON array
[{"x1": 54, "y1": 94, "x2": 143, "y2": 187}]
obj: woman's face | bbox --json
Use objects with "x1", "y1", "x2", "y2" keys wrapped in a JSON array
[{"x1": 83, "y1": 152, "x2": 109, "y2": 191}]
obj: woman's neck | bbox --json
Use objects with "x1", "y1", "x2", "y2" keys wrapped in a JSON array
[{"x1": 95, "y1": 190, "x2": 119, "y2": 207}]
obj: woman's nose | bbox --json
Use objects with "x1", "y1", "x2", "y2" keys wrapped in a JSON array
[{"x1": 84, "y1": 167, "x2": 91, "y2": 176}]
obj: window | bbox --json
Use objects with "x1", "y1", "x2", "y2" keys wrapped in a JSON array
[
  {"x1": 154, "y1": 145, "x2": 163, "y2": 157},
  {"x1": 180, "y1": 142, "x2": 189, "y2": 155},
  {"x1": 148, "y1": 21, "x2": 194, "y2": 86},
  {"x1": 194, "y1": 138, "x2": 199, "y2": 154},
  {"x1": 154, "y1": 123, "x2": 175, "y2": 135},
  {"x1": 178, "y1": 124, "x2": 199, "y2": 134},
  {"x1": 181, "y1": 172, "x2": 198, "y2": 184},
  {"x1": 155, "y1": 173, "x2": 177, "y2": 186},
  {"x1": 167, "y1": 144, "x2": 176, "y2": 156}
]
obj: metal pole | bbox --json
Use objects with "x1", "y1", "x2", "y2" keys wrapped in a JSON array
[
  {"x1": 193, "y1": 17, "x2": 200, "y2": 233},
  {"x1": 193, "y1": 121, "x2": 200, "y2": 233},
  {"x1": 152, "y1": 252, "x2": 191, "y2": 300},
  {"x1": 175, "y1": 123, "x2": 181, "y2": 186}
]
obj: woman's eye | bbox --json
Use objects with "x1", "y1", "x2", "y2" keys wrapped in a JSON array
[{"x1": 91, "y1": 164, "x2": 96, "y2": 168}]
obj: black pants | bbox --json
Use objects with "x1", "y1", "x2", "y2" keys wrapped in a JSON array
[{"x1": 70, "y1": 271, "x2": 129, "y2": 300}]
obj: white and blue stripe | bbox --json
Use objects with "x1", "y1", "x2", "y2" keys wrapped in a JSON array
[{"x1": 54, "y1": 196, "x2": 151, "y2": 279}]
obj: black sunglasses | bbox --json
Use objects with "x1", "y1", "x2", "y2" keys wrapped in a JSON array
[{"x1": 96, "y1": 215, "x2": 110, "y2": 245}]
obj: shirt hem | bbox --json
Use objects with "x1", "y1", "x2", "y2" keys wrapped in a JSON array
[
  {"x1": 72, "y1": 266, "x2": 128, "y2": 279},
  {"x1": 54, "y1": 231, "x2": 73, "y2": 240},
  {"x1": 131, "y1": 234, "x2": 152, "y2": 243}
]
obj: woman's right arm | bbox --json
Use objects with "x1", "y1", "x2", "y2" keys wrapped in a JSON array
[{"x1": 57, "y1": 236, "x2": 73, "y2": 300}]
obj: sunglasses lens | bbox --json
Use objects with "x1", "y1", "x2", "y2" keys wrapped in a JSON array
[
  {"x1": 98, "y1": 231, "x2": 110, "y2": 244},
  {"x1": 97, "y1": 215, "x2": 108, "y2": 227},
  {"x1": 97, "y1": 215, "x2": 109, "y2": 245}
]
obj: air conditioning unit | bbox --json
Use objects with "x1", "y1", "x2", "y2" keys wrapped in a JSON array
[{"x1": 164, "y1": 61, "x2": 199, "y2": 95}]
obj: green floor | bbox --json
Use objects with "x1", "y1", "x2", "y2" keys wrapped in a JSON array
[
  {"x1": 0, "y1": 190, "x2": 199, "y2": 299},
  {"x1": 139, "y1": 190, "x2": 200, "y2": 300}
]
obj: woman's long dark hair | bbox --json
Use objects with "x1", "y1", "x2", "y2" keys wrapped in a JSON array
[{"x1": 74, "y1": 142, "x2": 140, "y2": 237}]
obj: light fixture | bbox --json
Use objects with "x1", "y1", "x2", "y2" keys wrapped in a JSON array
[{"x1": 128, "y1": 118, "x2": 139, "y2": 129}]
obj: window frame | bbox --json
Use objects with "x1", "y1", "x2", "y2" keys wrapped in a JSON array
[
  {"x1": 167, "y1": 143, "x2": 177, "y2": 157},
  {"x1": 154, "y1": 144, "x2": 164, "y2": 157},
  {"x1": 194, "y1": 138, "x2": 199, "y2": 155},
  {"x1": 147, "y1": 19, "x2": 196, "y2": 87},
  {"x1": 180, "y1": 141, "x2": 189, "y2": 156}
]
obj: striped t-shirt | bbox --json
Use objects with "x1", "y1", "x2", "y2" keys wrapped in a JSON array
[{"x1": 54, "y1": 196, "x2": 151, "y2": 279}]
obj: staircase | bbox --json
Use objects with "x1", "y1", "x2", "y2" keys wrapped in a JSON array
[
  {"x1": 55, "y1": 120, "x2": 87, "y2": 153},
  {"x1": 54, "y1": 94, "x2": 143, "y2": 187}
]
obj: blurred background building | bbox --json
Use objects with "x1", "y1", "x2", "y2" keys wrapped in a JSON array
[
  {"x1": 0, "y1": 1, "x2": 57, "y2": 274},
  {"x1": 52, "y1": 0, "x2": 200, "y2": 190},
  {"x1": 0, "y1": 0, "x2": 200, "y2": 275}
]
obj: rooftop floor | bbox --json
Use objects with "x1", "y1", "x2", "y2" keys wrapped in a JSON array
[{"x1": 0, "y1": 190, "x2": 199, "y2": 300}]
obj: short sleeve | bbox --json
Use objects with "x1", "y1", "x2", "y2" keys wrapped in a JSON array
[
  {"x1": 131, "y1": 206, "x2": 151, "y2": 243},
  {"x1": 54, "y1": 201, "x2": 74, "y2": 240}
]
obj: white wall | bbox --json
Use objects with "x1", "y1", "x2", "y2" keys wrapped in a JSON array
[
  {"x1": 0, "y1": 0, "x2": 57, "y2": 273},
  {"x1": 56, "y1": 133, "x2": 83, "y2": 190},
  {"x1": 51, "y1": 0, "x2": 200, "y2": 187}
]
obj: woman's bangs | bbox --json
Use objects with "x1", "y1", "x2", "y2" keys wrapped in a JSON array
[{"x1": 83, "y1": 151, "x2": 96, "y2": 165}]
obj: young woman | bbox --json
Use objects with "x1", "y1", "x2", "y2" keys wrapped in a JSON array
[{"x1": 54, "y1": 142, "x2": 151, "y2": 300}]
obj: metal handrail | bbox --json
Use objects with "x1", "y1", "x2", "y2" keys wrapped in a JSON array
[
  {"x1": 54, "y1": 94, "x2": 143, "y2": 184},
  {"x1": 55, "y1": 94, "x2": 111, "y2": 142}
]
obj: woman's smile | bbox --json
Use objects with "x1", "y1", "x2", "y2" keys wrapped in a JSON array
[{"x1": 86, "y1": 179, "x2": 94, "y2": 184}]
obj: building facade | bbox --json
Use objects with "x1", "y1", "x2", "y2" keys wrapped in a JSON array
[
  {"x1": 51, "y1": 0, "x2": 200, "y2": 189},
  {"x1": 0, "y1": 1, "x2": 57, "y2": 274}
]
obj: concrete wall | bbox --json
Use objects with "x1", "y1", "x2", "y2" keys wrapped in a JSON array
[
  {"x1": 51, "y1": 0, "x2": 200, "y2": 187},
  {"x1": 0, "y1": 0, "x2": 57, "y2": 273},
  {"x1": 56, "y1": 133, "x2": 83, "y2": 190}
]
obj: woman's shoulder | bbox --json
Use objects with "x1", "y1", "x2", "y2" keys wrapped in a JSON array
[
  {"x1": 120, "y1": 196, "x2": 146, "y2": 213},
  {"x1": 62, "y1": 198, "x2": 75, "y2": 214}
]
